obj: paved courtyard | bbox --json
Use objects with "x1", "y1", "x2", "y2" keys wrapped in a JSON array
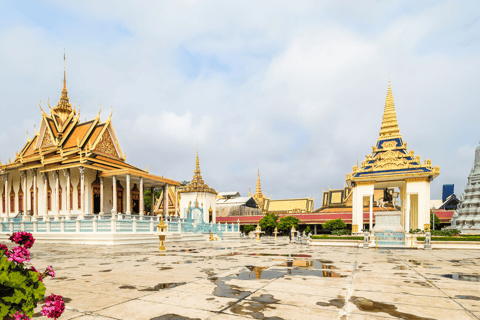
[{"x1": 19, "y1": 238, "x2": 480, "y2": 320}]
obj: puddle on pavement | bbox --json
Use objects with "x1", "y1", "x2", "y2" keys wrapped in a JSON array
[
  {"x1": 249, "y1": 253, "x2": 312, "y2": 258},
  {"x1": 393, "y1": 265, "x2": 408, "y2": 270},
  {"x1": 139, "y1": 282, "x2": 186, "y2": 291},
  {"x1": 441, "y1": 274, "x2": 480, "y2": 282},
  {"x1": 149, "y1": 315, "x2": 201, "y2": 320},
  {"x1": 230, "y1": 294, "x2": 283, "y2": 320},
  {"x1": 208, "y1": 274, "x2": 256, "y2": 299},
  {"x1": 237, "y1": 265, "x2": 346, "y2": 280},
  {"x1": 455, "y1": 295, "x2": 480, "y2": 301},
  {"x1": 99, "y1": 269, "x2": 112, "y2": 272},
  {"x1": 316, "y1": 297, "x2": 345, "y2": 309},
  {"x1": 403, "y1": 281, "x2": 431, "y2": 288},
  {"x1": 350, "y1": 296, "x2": 434, "y2": 320},
  {"x1": 119, "y1": 285, "x2": 136, "y2": 289},
  {"x1": 159, "y1": 267, "x2": 173, "y2": 270}
]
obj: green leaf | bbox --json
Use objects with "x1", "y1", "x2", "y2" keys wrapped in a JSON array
[{"x1": 0, "y1": 302, "x2": 10, "y2": 318}]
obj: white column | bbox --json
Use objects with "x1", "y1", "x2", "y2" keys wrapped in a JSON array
[
  {"x1": 150, "y1": 187, "x2": 155, "y2": 215},
  {"x1": 164, "y1": 184, "x2": 169, "y2": 217},
  {"x1": 175, "y1": 186, "x2": 178, "y2": 217},
  {"x1": 126, "y1": 174, "x2": 131, "y2": 215},
  {"x1": 369, "y1": 195, "x2": 373, "y2": 231},
  {"x1": 352, "y1": 185, "x2": 357, "y2": 231},
  {"x1": 79, "y1": 167, "x2": 85, "y2": 217},
  {"x1": 139, "y1": 177, "x2": 144, "y2": 214},
  {"x1": 53, "y1": 171, "x2": 60, "y2": 220},
  {"x1": 1, "y1": 174, "x2": 8, "y2": 217},
  {"x1": 100, "y1": 177, "x2": 104, "y2": 215},
  {"x1": 405, "y1": 194, "x2": 411, "y2": 232},
  {"x1": 42, "y1": 173, "x2": 48, "y2": 216},
  {"x1": 64, "y1": 169, "x2": 71, "y2": 219},
  {"x1": 112, "y1": 175, "x2": 117, "y2": 215},
  {"x1": 22, "y1": 172, "x2": 27, "y2": 215},
  {"x1": 31, "y1": 170, "x2": 37, "y2": 217}
]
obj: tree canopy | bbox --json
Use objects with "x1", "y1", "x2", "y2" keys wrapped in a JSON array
[
  {"x1": 277, "y1": 216, "x2": 301, "y2": 232},
  {"x1": 322, "y1": 218, "x2": 347, "y2": 231},
  {"x1": 259, "y1": 213, "x2": 278, "y2": 235}
]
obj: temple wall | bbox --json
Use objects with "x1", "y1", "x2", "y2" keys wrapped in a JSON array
[{"x1": 180, "y1": 191, "x2": 216, "y2": 223}]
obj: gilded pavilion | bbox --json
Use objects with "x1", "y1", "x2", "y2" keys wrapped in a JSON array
[
  {"x1": 252, "y1": 169, "x2": 314, "y2": 214},
  {"x1": 0, "y1": 58, "x2": 179, "y2": 220},
  {"x1": 178, "y1": 149, "x2": 217, "y2": 223},
  {"x1": 346, "y1": 78, "x2": 439, "y2": 233}
]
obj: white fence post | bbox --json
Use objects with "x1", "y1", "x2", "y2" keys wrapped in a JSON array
[
  {"x1": 133, "y1": 216, "x2": 137, "y2": 233},
  {"x1": 150, "y1": 217, "x2": 154, "y2": 232},
  {"x1": 9, "y1": 221, "x2": 13, "y2": 233},
  {"x1": 111, "y1": 216, "x2": 117, "y2": 233},
  {"x1": 76, "y1": 218, "x2": 80, "y2": 233},
  {"x1": 21, "y1": 221, "x2": 25, "y2": 232},
  {"x1": 60, "y1": 218, "x2": 65, "y2": 233},
  {"x1": 93, "y1": 216, "x2": 98, "y2": 233},
  {"x1": 46, "y1": 217, "x2": 51, "y2": 232}
]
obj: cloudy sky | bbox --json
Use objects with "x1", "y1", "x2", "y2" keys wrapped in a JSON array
[{"x1": 0, "y1": 1, "x2": 479, "y2": 207}]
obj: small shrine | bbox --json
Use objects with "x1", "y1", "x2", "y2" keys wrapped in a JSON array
[{"x1": 346, "y1": 78, "x2": 440, "y2": 233}]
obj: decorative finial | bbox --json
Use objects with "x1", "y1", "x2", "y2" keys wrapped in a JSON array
[
  {"x1": 26, "y1": 130, "x2": 30, "y2": 143},
  {"x1": 39, "y1": 100, "x2": 46, "y2": 117},
  {"x1": 47, "y1": 98, "x2": 53, "y2": 114},
  {"x1": 95, "y1": 103, "x2": 102, "y2": 120},
  {"x1": 33, "y1": 124, "x2": 38, "y2": 135},
  {"x1": 107, "y1": 106, "x2": 113, "y2": 122},
  {"x1": 146, "y1": 165, "x2": 149, "y2": 173},
  {"x1": 63, "y1": 49, "x2": 66, "y2": 90}
]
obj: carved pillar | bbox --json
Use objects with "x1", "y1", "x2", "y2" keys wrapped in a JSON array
[
  {"x1": 164, "y1": 184, "x2": 169, "y2": 217},
  {"x1": 112, "y1": 175, "x2": 117, "y2": 215},
  {"x1": 31, "y1": 170, "x2": 37, "y2": 217},
  {"x1": 126, "y1": 174, "x2": 131, "y2": 215},
  {"x1": 150, "y1": 187, "x2": 155, "y2": 215},
  {"x1": 41, "y1": 173, "x2": 48, "y2": 216},
  {"x1": 175, "y1": 186, "x2": 178, "y2": 217},
  {"x1": 100, "y1": 177, "x2": 104, "y2": 215},
  {"x1": 79, "y1": 167, "x2": 85, "y2": 217},
  {"x1": 63, "y1": 169, "x2": 71, "y2": 219},
  {"x1": 369, "y1": 195, "x2": 373, "y2": 231},
  {"x1": 139, "y1": 177, "x2": 144, "y2": 214},
  {"x1": 53, "y1": 171, "x2": 60, "y2": 220}
]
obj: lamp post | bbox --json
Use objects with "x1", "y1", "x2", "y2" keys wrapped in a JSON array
[{"x1": 431, "y1": 205, "x2": 436, "y2": 231}]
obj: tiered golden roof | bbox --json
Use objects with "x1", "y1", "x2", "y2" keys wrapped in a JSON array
[
  {"x1": 53, "y1": 53, "x2": 74, "y2": 123},
  {"x1": 346, "y1": 78, "x2": 439, "y2": 184},
  {"x1": 252, "y1": 168, "x2": 266, "y2": 210},
  {"x1": 179, "y1": 150, "x2": 217, "y2": 194}
]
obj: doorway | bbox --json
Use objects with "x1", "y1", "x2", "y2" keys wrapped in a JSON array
[{"x1": 131, "y1": 184, "x2": 139, "y2": 213}]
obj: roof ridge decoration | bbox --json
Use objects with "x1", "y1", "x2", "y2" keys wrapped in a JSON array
[
  {"x1": 346, "y1": 77, "x2": 440, "y2": 183},
  {"x1": 179, "y1": 149, "x2": 217, "y2": 194},
  {"x1": 52, "y1": 53, "x2": 74, "y2": 123}
]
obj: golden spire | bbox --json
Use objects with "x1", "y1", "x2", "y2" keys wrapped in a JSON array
[
  {"x1": 255, "y1": 168, "x2": 262, "y2": 196},
  {"x1": 53, "y1": 52, "x2": 73, "y2": 122},
  {"x1": 378, "y1": 76, "x2": 401, "y2": 140},
  {"x1": 248, "y1": 184, "x2": 251, "y2": 197},
  {"x1": 180, "y1": 148, "x2": 217, "y2": 194}
]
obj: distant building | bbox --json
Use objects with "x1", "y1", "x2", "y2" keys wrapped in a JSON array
[{"x1": 215, "y1": 192, "x2": 261, "y2": 217}]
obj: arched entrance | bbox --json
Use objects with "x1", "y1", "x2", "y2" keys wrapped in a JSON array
[
  {"x1": 131, "y1": 184, "x2": 139, "y2": 213},
  {"x1": 116, "y1": 181, "x2": 124, "y2": 213},
  {"x1": 92, "y1": 178, "x2": 101, "y2": 214}
]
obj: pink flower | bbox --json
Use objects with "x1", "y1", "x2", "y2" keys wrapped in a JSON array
[
  {"x1": 11, "y1": 311, "x2": 29, "y2": 320},
  {"x1": 41, "y1": 294, "x2": 65, "y2": 319},
  {"x1": 6, "y1": 246, "x2": 30, "y2": 264},
  {"x1": 45, "y1": 265, "x2": 55, "y2": 278},
  {"x1": 0, "y1": 243, "x2": 8, "y2": 254},
  {"x1": 9, "y1": 231, "x2": 35, "y2": 249}
]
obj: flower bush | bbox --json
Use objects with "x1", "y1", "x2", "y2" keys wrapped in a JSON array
[{"x1": 0, "y1": 232, "x2": 65, "y2": 320}]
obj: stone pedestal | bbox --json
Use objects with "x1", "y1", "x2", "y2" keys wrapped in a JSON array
[{"x1": 373, "y1": 211, "x2": 404, "y2": 233}]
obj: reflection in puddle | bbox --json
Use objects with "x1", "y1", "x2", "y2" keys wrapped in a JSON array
[
  {"x1": 208, "y1": 276, "x2": 252, "y2": 299},
  {"x1": 350, "y1": 296, "x2": 434, "y2": 320},
  {"x1": 316, "y1": 297, "x2": 345, "y2": 309},
  {"x1": 119, "y1": 285, "x2": 136, "y2": 289},
  {"x1": 238, "y1": 265, "x2": 346, "y2": 279},
  {"x1": 230, "y1": 294, "x2": 282, "y2": 319},
  {"x1": 455, "y1": 295, "x2": 480, "y2": 301},
  {"x1": 139, "y1": 282, "x2": 186, "y2": 291},
  {"x1": 149, "y1": 315, "x2": 201, "y2": 320},
  {"x1": 441, "y1": 274, "x2": 480, "y2": 282}
]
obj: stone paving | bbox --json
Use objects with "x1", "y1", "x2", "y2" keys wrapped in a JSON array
[{"x1": 16, "y1": 237, "x2": 480, "y2": 320}]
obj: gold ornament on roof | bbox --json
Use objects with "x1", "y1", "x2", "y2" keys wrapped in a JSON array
[
  {"x1": 378, "y1": 76, "x2": 402, "y2": 141},
  {"x1": 179, "y1": 149, "x2": 217, "y2": 194}
]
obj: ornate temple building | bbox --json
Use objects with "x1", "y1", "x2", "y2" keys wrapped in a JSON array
[
  {"x1": 251, "y1": 169, "x2": 314, "y2": 214},
  {"x1": 449, "y1": 142, "x2": 480, "y2": 233},
  {"x1": 346, "y1": 78, "x2": 440, "y2": 233},
  {"x1": 0, "y1": 58, "x2": 179, "y2": 220},
  {"x1": 178, "y1": 150, "x2": 217, "y2": 223}
]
